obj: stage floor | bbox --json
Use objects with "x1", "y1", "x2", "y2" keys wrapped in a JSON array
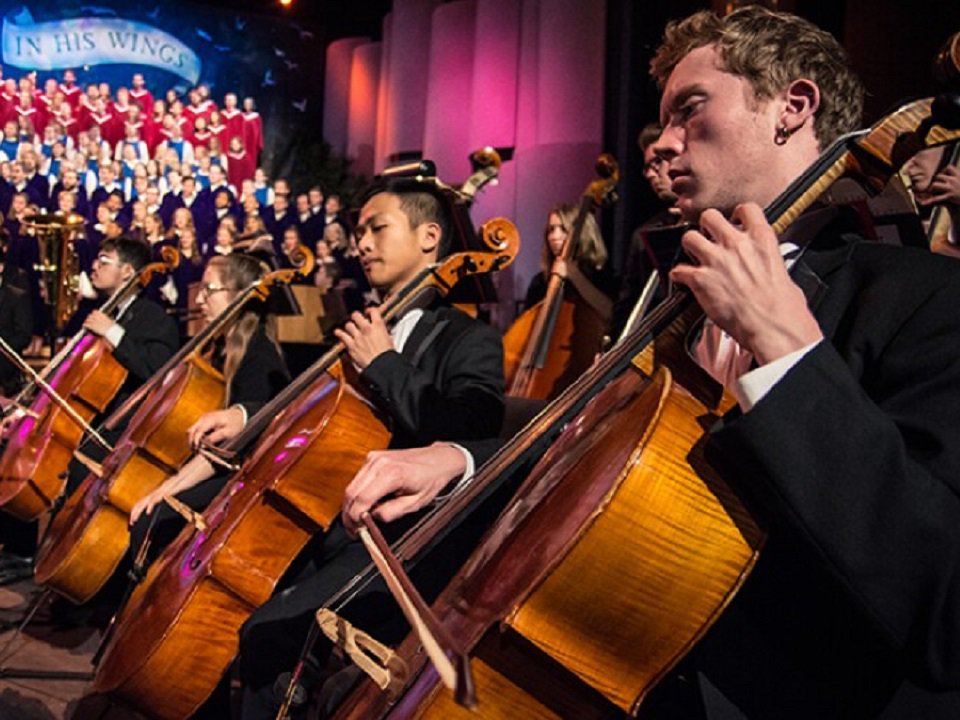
[{"x1": 0, "y1": 579, "x2": 122, "y2": 719}]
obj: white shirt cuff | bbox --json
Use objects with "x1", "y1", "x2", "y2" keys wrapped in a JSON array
[
  {"x1": 732, "y1": 340, "x2": 820, "y2": 412},
  {"x1": 431, "y1": 442, "x2": 475, "y2": 504},
  {"x1": 231, "y1": 403, "x2": 249, "y2": 426},
  {"x1": 104, "y1": 323, "x2": 126, "y2": 349}
]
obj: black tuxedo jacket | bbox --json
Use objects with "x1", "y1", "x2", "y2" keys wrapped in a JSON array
[
  {"x1": 238, "y1": 304, "x2": 505, "y2": 694},
  {"x1": 359, "y1": 304, "x2": 505, "y2": 449},
  {"x1": 70, "y1": 295, "x2": 179, "y2": 464},
  {"x1": 682, "y1": 230, "x2": 960, "y2": 719},
  {"x1": 110, "y1": 295, "x2": 180, "y2": 404}
]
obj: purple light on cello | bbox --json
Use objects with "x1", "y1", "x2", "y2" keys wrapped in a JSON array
[
  {"x1": 14, "y1": 416, "x2": 37, "y2": 444},
  {"x1": 180, "y1": 531, "x2": 208, "y2": 578},
  {"x1": 272, "y1": 431, "x2": 310, "y2": 465}
]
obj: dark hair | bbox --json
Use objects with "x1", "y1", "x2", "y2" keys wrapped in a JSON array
[
  {"x1": 638, "y1": 122, "x2": 662, "y2": 152},
  {"x1": 102, "y1": 237, "x2": 151, "y2": 270},
  {"x1": 650, "y1": 6, "x2": 863, "y2": 148},
  {"x1": 360, "y1": 177, "x2": 453, "y2": 258}
]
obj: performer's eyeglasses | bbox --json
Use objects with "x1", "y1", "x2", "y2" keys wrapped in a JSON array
[{"x1": 198, "y1": 283, "x2": 229, "y2": 297}]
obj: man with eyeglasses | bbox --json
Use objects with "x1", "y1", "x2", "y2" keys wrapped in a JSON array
[
  {"x1": 0, "y1": 238, "x2": 179, "y2": 586},
  {"x1": 64, "y1": 238, "x2": 180, "y2": 495},
  {"x1": 611, "y1": 122, "x2": 683, "y2": 338}
]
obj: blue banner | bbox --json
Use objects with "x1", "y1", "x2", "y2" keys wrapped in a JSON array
[{"x1": 1, "y1": 7, "x2": 201, "y2": 85}]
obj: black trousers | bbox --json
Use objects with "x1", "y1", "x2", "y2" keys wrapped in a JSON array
[
  {"x1": 238, "y1": 519, "x2": 406, "y2": 719},
  {"x1": 237, "y1": 470, "x2": 522, "y2": 720},
  {"x1": 128, "y1": 470, "x2": 230, "y2": 567}
]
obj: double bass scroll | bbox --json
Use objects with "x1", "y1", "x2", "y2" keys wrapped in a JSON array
[{"x1": 503, "y1": 154, "x2": 619, "y2": 401}]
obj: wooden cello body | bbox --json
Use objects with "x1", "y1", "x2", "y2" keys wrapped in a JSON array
[
  {"x1": 34, "y1": 355, "x2": 225, "y2": 603},
  {"x1": 0, "y1": 336, "x2": 126, "y2": 520},
  {"x1": 0, "y1": 250, "x2": 179, "y2": 521},
  {"x1": 92, "y1": 219, "x2": 520, "y2": 719},
  {"x1": 34, "y1": 266, "x2": 309, "y2": 605},
  {"x1": 336, "y1": 299, "x2": 763, "y2": 720},
  {"x1": 331, "y1": 97, "x2": 960, "y2": 719},
  {"x1": 93, "y1": 362, "x2": 391, "y2": 719},
  {"x1": 502, "y1": 297, "x2": 606, "y2": 401}
]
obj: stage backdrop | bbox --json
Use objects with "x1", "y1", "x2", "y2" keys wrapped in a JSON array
[
  {"x1": 0, "y1": 1, "x2": 324, "y2": 174},
  {"x1": 325, "y1": 0, "x2": 607, "y2": 324}
]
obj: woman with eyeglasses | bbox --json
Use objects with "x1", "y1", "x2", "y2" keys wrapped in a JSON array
[{"x1": 128, "y1": 252, "x2": 290, "y2": 559}]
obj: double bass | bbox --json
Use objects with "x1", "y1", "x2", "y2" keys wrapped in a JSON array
[
  {"x1": 0, "y1": 248, "x2": 179, "y2": 521},
  {"x1": 91, "y1": 218, "x2": 519, "y2": 719},
  {"x1": 502, "y1": 155, "x2": 618, "y2": 401},
  {"x1": 34, "y1": 258, "x2": 312, "y2": 605},
  {"x1": 331, "y1": 95, "x2": 960, "y2": 719}
]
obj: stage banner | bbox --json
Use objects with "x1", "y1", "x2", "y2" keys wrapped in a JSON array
[{"x1": 2, "y1": 7, "x2": 201, "y2": 84}]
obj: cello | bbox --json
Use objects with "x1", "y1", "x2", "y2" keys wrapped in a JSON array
[
  {"x1": 91, "y1": 218, "x2": 519, "y2": 720},
  {"x1": 0, "y1": 247, "x2": 180, "y2": 521},
  {"x1": 502, "y1": 154, "x2": 618, "y2": 401},
  {"x1": 34, "y1": 256, "x2": 312, "y2": 605},
  {"x1": 330, "y1": 95, "x2": 960, "y2": 720}
]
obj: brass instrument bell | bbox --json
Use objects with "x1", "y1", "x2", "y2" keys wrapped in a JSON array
[{"x1": 23, "y1": 211, "x2": 86, "y2": 332}]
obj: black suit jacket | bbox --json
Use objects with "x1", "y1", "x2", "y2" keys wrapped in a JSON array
[
  {"x1": 110, "y1": 295, "x2": 180, "y2": 404},
  {"x1": 238, "y1": 304, "x2": 506, "y2": 693},
  {"x1": 359, "y1": 304, "x2": 505, "y2": 449},
  {"x1": 683, "y1": 231, "x2": 960, "y2": 719}
]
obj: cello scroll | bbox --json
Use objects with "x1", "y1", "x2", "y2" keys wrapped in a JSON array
[{"x1": 433, "y1": 217, "x2": 520, "y2": 290}]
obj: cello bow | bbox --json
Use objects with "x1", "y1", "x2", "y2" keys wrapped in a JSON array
[{"x1": 330, "y1": 92, "x2": 960, "y2": 718}]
